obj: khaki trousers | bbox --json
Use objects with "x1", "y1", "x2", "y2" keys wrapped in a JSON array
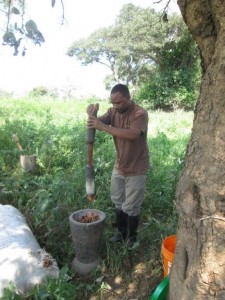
[{"x1": 110, "y1": 169, "x2": 147, "y2": 216}]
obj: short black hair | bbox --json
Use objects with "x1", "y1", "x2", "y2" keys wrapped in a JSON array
[{"x1": 110, "y1": 84, "x2": 130, "y2": 97}]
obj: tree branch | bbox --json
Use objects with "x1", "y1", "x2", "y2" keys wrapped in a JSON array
[
  {"x1": 58, "y1": 0, "x2": 67, "y2": 25},
  {"x1": 154, "y1": 0, "x2": 171, "y2": 7},
  {"x1": 0, "y1": 8, "x2": 7, "y2": 15},
  {"x1": 6, "y1": 0, "x2": 12, "y2": 31}
]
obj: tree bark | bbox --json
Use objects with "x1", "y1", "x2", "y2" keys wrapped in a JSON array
[{"x1": 169, "y1": 1, "x2": 225, "y2": 299}]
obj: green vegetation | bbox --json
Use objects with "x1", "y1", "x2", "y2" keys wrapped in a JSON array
[
  {"x1": 135, "y1": 27, "x2": 201, "y2": 110},
  {"x1": 0, "y1": 97, "x2": 193, "y2": 299}
]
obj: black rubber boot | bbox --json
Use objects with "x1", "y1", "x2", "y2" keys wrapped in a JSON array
[
  {"x1": 126, "y1": 215, "x2": 139, "y2": 249},
  {"x1": 109, "y1": 209, "x2": 128, "y2": 242}
]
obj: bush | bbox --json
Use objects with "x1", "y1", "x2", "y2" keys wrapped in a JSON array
[
  {"x1": 29, "y1": 86, "x2": 49, "y2": 97},
  {"x1": 135, "y1": 79, "x2": 198, "y2": 111},
  {"x1": 135, "y1": 26, "x2": 201, "y2": 110}
]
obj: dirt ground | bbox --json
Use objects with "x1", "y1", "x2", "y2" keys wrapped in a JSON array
[
  {"x1": 95, "y1": 265, "x2": 162, "y2": 300},
  {"x1": 74, "y1": 245, "x2": 164, "y2": 300}
]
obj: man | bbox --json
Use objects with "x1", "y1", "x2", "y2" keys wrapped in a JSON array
[{"x1": 87, "y1": 84, "x2": 149, "y2": 248}]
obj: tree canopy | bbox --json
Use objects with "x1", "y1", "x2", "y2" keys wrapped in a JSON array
[
  {"x1": 67, "y1": 4, "x2": 198, "y2": 90},
  {"x1": 66, "y1": 3, "x2": 200, "y2": 109},
  {"x1": 136, "y1": 22, "x2": 201, "y2": 110}
]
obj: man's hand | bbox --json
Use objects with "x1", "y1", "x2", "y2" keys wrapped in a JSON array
[
  {"x1": 87, "y1": 104, "x2": 99, "y2": 116},
  {"x1": 87, "y1": 115, "x2": 105, "y2": 131}
]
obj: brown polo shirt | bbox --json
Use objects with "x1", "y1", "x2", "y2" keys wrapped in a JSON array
[{"x1": 99, "y1": 101, "x2": 149, "y2": 176}]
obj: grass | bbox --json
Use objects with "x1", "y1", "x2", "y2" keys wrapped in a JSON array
[{"x1": 0, "y1": 97, "x2": 193, "y2": 299}]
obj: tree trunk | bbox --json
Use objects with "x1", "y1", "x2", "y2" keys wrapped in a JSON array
[{"x1": 169, "y1": 1, "x2": 225, "y2": 299}]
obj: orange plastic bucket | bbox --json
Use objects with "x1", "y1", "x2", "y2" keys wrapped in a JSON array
[{"x1": 161, "y1": 235, "x2": 176, "y2": 277}]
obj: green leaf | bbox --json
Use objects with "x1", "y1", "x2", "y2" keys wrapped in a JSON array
[
  {"x1": 3, "y1": 31, "x2": 16, "y2": 46},
  {"x1": 11, "y1": 7, "x2": 20, "y2": 14}
]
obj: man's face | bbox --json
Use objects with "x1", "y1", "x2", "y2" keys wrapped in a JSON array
[{"x1": 110, "y1": 91, "x2": 131, "y2": 113}]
